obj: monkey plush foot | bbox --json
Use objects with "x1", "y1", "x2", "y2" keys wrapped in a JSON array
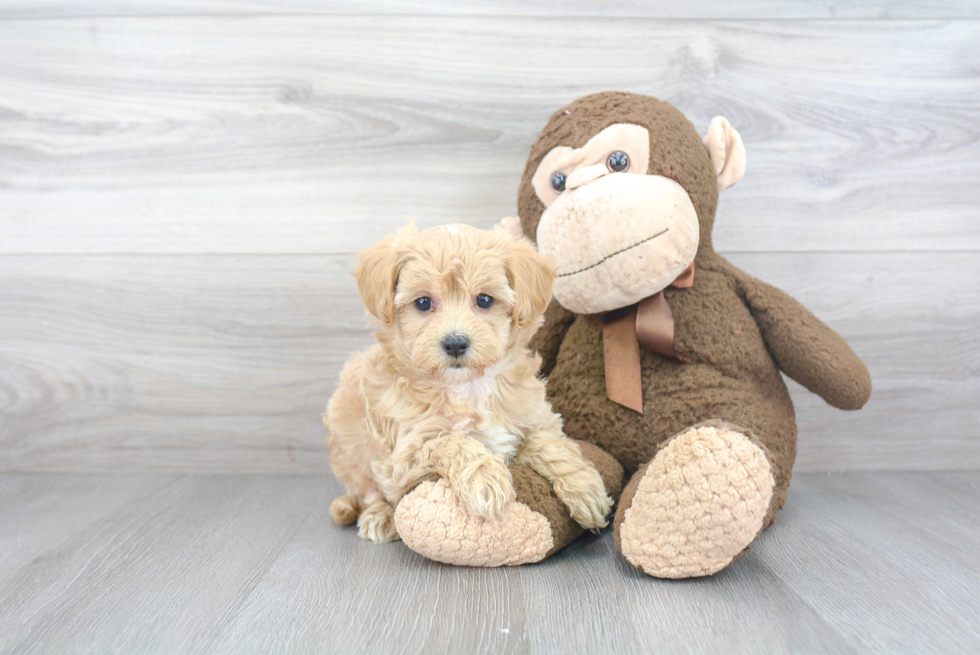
[
  {"x1": 614, "y1": 421, "x2": 774, "y2": 578},
  {"x1": 395, "y1": 442, "x2": 623, "y2": 567}
]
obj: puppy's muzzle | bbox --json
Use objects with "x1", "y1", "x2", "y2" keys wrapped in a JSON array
[{"x1": 442, "y1": 334, "x2": 470, "y2": 359}]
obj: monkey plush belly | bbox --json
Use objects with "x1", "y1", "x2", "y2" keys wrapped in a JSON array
[{"x1": 546, "y1": 311, "x2": 797, "y2": 488}]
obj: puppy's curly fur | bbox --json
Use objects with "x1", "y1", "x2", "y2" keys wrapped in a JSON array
[{"x1": 325, "y1": 223, "x2": 613, "y2": 543}]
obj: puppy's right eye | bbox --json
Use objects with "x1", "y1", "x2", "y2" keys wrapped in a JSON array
[
  {"x1": 414, "y1": 297, "x2": 432, "y2": 312},
  {"x1": 551, "y1": 172, "x2": 567, "y2": 193}
]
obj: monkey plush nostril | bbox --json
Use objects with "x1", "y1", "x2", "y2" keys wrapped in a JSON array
[
  {"x1": 441, "y1": 334, "x2": 470, "y2": 358},
  {"x1": 565, "y1": 163, "x2": 609, "y2": 190}
]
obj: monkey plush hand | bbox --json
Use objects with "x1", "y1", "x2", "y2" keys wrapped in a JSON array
[{"x1": 396, "y1": 92, "x2": 871, "y2": 578}]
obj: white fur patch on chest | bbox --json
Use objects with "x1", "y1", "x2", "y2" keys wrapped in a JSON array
[
  {"x1": 447, "y1": 361, "x2": 520, "y2": 459},
  {"x1": 449, "y1": 372, "x2": 499, "y2": 403},
  {"x1": 474, "y1": 426, "x2": 521, "y2": 459}
]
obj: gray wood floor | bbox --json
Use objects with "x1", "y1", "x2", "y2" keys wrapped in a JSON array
[{"x1": 1, "y1": 471, "x2": 977, "y2": 654}]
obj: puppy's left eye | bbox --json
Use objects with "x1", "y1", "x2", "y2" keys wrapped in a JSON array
[
  {"x1": 475, "y1": 294, "x2": 494, "y2": 309},
  {"x1": 414, "y1": 297, "x2": 433, "y2": 312}
]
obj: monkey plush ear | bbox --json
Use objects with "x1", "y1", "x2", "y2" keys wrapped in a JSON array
[
  {"x1": 506, "y1": 237, "x2": 556, "y2": 329},
  {"x1": 703, "y1": 116, "x2": 746, "y2": 192},
  {"x1": 354, "y1": 223, "x2": 414, "y2": 326},
  {"x1": 499, "y1": 216, "x2": 523, "y2": 238}
]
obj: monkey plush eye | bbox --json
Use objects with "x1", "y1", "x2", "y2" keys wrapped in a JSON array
[
  {"x1": 475, "y1": 294, "x2": 494, "y2": 309},
  {"x1": 551, "y1": 172, "x2": 567, "y2": 192},
  {"x1": 414, "y1": 297, "x2": 432, "y2": 312},
  {"x1": 606, "y1": 151, "x2": 630, "y2": 172}
]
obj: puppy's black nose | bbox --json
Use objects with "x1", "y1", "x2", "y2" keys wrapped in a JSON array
[{"x1": 442, "y1": 334, "x2": 469, "y2": 358}]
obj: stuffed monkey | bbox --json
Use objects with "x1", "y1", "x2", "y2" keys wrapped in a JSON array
[{"x1": 395, "y1": 92, "x2": 871, "y2": 578}]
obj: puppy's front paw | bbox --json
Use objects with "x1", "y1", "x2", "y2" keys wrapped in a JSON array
[
  {"x1": 453, "y1": 457, "x2": 515, "y2": 520},
  {"x1": 555, "y1": 468, "x2": 613, "y2": 530},
  {"x1": 357, "y1": 503, "x2": 399, "y2": 543}
]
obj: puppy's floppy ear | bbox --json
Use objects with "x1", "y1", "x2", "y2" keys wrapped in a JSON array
[
  {"x1": 355, "y1": 223, "x2": 415, "y2": 326},
  {"x1": 506, "y1": 235, "x2": 555, "y2": 328}
]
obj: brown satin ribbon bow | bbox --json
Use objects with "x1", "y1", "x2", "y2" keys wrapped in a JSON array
[{"x1": 601, "y1": 262, "x2": 695, "y2": 413}]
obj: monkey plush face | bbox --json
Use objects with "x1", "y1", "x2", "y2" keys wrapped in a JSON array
[
  {"x1": 531, "y1": 123, "x2": 701, "y2": 314},
  {"x1": 517, "y1": 92, "x2": 746, "y2": 315}
]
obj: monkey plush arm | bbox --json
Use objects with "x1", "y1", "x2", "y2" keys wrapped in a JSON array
[
  {"x1": 529, "y1": 299, "x2": 577, "y2": 377},
  {"x1": 738, "y1": 274, "x2": 871, "y2": 410}
]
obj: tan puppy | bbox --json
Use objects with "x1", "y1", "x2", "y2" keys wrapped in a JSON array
[{"x1": 325, "y1": 223, "x2": 613, "y2": 543}]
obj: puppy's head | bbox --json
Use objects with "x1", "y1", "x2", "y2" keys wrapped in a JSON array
[{"x1": 355, "y1": 223, "x2": 555, "y2": 382}]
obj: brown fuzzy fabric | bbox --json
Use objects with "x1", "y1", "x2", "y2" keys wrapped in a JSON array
[
  {"x1": 528, "y1": 299, "x2": 576, "y2": 378},
  {"x1": 518, "y1": 92, "x2": 872, "y2": 557},
  {"x1": 512, "y1": 440, "x2": 624, "y2": 557}
]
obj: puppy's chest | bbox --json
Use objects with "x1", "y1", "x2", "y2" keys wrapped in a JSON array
[{"x1": 446, "y1": 375, "x2": 521, "y2": 460}]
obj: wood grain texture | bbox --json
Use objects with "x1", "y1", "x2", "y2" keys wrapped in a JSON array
[
  {"x1": 2, "y1": 0, "x2": 978, "y2": 19},
  {"x1": 0, "y1": 475, "x2": 319, "y2": 653},
  {"x1": 1, "y1": 17, "x2": 977, "y2": 254},
  {"x1": 0, "y1": 474, "x2": 170, "y2": 578},
  {"x1": 0, "y1": 471, "x2": 977, "y2": 654},
  {"x1": 763, "y1": 472, "x2": 980, "y2": 653},
  {"x1": 1, "y1": 13, "x2": 976, "y2": 474},
  {"x1": 0, "y1": 255, "x2": 357, "y2": 474},
  {"x1": 2, "y1": 251, "x2": 976, "y2": 473}
]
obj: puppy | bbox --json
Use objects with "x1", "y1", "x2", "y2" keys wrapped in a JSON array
[{"x1": 325, "y1": 223, "x2": 613, "y2": 543}]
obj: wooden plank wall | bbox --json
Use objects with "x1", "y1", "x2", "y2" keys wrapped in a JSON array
[{"x1": 1, "y1": 2, "x2": 978, "y2": 473}]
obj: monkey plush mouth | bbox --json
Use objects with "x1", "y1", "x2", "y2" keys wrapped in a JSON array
[{"x1": 558, "y1": 228, "x2": 669, "y2": 278}]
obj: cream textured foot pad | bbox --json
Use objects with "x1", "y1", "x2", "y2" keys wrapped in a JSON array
[
  {"x1": 619, "y1": 425, "x2": 774, "y2": 578},
  {"x1": 394, "y1": 478, "x2": 554, "y2": 567}
]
